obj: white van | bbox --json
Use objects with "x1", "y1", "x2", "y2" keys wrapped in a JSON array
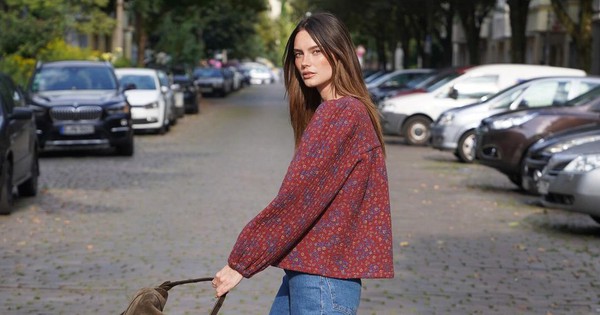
[{"x1": 378, "y1": 64, "x2": 586, "y2": 145}]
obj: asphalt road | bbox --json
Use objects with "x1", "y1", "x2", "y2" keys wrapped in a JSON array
[{"x1": 1, "y1": 82, "x2": 599, "y2": 315}]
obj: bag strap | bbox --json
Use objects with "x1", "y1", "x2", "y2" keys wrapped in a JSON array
[{"x1": 158, "y1": 277, "x2": 227, "y2": 315}]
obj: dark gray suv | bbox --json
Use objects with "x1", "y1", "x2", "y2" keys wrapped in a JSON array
[
  {"x1": 27, "y1": 60, "x2": 134, "y2": 156},
  {"x1": 0, "y1": 72, "x2": 39, "y2": 214}
]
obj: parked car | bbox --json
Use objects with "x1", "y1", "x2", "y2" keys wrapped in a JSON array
[
  {"x1": 522, "y1": 124, "x2": 600, "y2": 194},
  {"x1": 537, "y1": 140, "x2": 600, "y2": 224},
  {"x1": 247, "y1": 66, "x2": 274, "y2": 85},
  {"x1": 172, "y1": 74, "x2": 200, "y2": 114},
  {"x1": 379, "y1": 64, "x2": 586, "y2": 145},
  {"x1": 157, "y1": 69, "x2": 180, "y2": 123},
  {"x1": 367, "y1": 69, "x2": 434, "y2": 103},
  {"x1": 475, "y1": 85, "x2": 600, "y2": 187},
  {"x1": 27, "y1": 60, "x2": 134, "y2": 156},
  {"x1": 431, "y1": 76, "x2": 598, "y2": 162},
  {"x1": 115, "y1": 68, "x2": 174, "y2": 134},
  {"x1": 193, "y1": 67, "x2": 234, "y2": 96},
  {"x1": 227, "y1": 66, "x2": 244, "y2": 90},
  {"x1": 0, "y1": 72, "x2": 39, "y2": 214}
]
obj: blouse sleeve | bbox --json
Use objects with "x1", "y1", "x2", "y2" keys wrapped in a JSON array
[{"x1": 227, "y1": 101, "x2": 363, "y2": 278}]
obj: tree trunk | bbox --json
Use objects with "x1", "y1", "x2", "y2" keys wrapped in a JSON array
[
  {"x1": 550, "y1": 0, "x2": 593, "y2": 72},
  {"x1": 455, "y1": 1, "x2": 495, "y2": 65},
  {"x1": 441, "y1": 2, "x2": 455, "y2": 67},
  {"x1": 135, "y1": 11, "x2": 147, "y2": 67},
  {"x1": 507, "y1": 0, "x2": 531, "y2": 63}
]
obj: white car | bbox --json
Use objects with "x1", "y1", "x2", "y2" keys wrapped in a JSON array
[
  {"x1": 379, "y1": 64, "x2": 586, "y2": 145},
  {"x1": 116, "y1": 68, "x2": 174, "y2": 134}
]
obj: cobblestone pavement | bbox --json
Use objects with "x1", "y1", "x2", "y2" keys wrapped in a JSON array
[{"x1": 1, "y1": 82, "x2": 600, "y2": 315}]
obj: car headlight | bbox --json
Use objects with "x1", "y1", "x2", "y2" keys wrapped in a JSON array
[
  {"x1": 436, "y1": 112, "x2": 455, "y2": 126},
  {"x1": 563, "y1": 154, "x2": 600, "y2": 173},
  {"x1": 106, "y1": 102, "x2": 130, "y2": 115},
  {"x1": 144, "y1": 102, "x2": 159, "y2": 109},
  {"x1": 488, "y1": 113, "x2": 536, "y2": 130},
  {"x1": 543, "y1": 135, "x2": 600, "y2": 155}
]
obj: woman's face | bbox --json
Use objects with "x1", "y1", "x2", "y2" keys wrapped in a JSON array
[{"x1": 293, "y1": 29, "x2": 335, "y2": 100}]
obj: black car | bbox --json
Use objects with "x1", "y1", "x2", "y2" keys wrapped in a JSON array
[
  {"x1": 173, "y1": 74, "x2": 200, "y2": 114},
  {"x1": 27, "y1": 61, "x2": 134, "y2": 156},
  {"x1": 0, "y1": 72, "x2": 39, "y2": 214}
]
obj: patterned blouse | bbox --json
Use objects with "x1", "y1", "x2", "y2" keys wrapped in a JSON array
[{"x1": 228, "y1": 96, "x2": 394, "y2": 279}]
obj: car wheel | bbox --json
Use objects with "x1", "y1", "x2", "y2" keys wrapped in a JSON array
[
  {"x1": 17, "y1": 149, "x2": 39, "y2": 197},
  {"x1": 457, "y1": 130, "x2": 476, "y2": 163},
  {"x1": 116, "y1": 136, "x2": 134, "y2": 156},
  {"x1": 403, "y1": 116, "x2": 432, "y2": 146},
  {"x1": 0, "y1": 160, "x2": 14, "y2": 215}
]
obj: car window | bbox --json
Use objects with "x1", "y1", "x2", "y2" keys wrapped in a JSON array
[
  {"x1": 423, "y1": 71, "x2": 465, "y2": 92},
  {"x1": 489, "y1": 87, "x2": 525, "y2": 109},
  {"x1": 118, "y1": 74, "x2": 156, "y2": 90},
  {"x1": 157, "y1": 71, "x2": 170, "y2": 87},
  {"x1": 0, "y1": 78, "x2": 16, "y2": 114},
  {"x1": 574, "y1": 81, "x2": 600, "y2": 96},
  {"x1": 32, "y1": 66, "x2": 117, "y2": 92},
  {"x1": 517, "y1": 80, "x2": 571, "y2": 108},
  {"x1": 563, "y1": 85, "x2": 600, "y2": 107},
  {"x1": 194, "y1": 68, "x2": 222, "y2": 78},
  {"x1": 452, "y1": 75, "x2": 499, "y2": 99},
  {"x1": 381, "y1": 73, "x2": 423, "y2": 88}
]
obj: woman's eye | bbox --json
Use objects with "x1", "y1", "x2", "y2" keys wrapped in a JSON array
[
  {"x1": 294, "y1": 52, "x2": 302, "y2": 58},
  {"x1": 312, "y1": 50, "x2": 321, "y2": 55}
]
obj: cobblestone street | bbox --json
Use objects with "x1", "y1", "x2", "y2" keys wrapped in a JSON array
[{"x1": 1, "y1": 82, "x2": 600, "y2": 315}]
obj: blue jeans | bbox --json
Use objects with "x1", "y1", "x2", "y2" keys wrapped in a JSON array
[{"x1": 268, "y1": 270, "x2": 362, "y2": 315}]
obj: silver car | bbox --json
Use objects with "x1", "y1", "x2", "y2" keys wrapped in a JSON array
[
  {"x1": 538, "y1": 141, "x2": 600, "y2": 224},
  {"x1": 430, "y1": 76, "x2": 599, "y2": 162}
]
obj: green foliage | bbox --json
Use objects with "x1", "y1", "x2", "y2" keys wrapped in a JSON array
[{"x1": 0, "y1": 54, "x2": 36, "y2": 87}]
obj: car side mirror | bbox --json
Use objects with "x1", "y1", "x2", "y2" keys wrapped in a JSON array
[
  {"x1": 9, "y1": 107, "x2": 33, "y2": 120},
  {"x1": 448, "y1": 87, "x2": 459, "y2": 99},
  {"x1": 161, "y1": 86, "x2": 169, "y2": 94},
  {"x1": 517, "y1": 100, "x2": 529, "y2": 108}
]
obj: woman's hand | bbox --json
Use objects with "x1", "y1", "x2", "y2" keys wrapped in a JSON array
[{"x1": 212, "y1": 265, "x2": 243, "y2": 297}]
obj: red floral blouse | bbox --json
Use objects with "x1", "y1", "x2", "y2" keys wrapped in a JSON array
[{"x1": 228, "y1": 96, "x2": 394, "y2": 279}]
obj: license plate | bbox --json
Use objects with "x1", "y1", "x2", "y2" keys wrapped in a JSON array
[
  {"x1": 199, "y1": 87, "x2": 213, "y2": 93},
  {"x1": 61, "y1": 125, "x2": 94, "y2": 135}
]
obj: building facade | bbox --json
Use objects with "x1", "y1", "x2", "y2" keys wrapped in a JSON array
[{"x1": 452, "y1": 0, "x2": 593, "y2": 72}]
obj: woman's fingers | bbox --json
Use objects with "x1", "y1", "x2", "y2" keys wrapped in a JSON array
[{"x1": 213, "y1": 265, "x2": 243, "y2": 297}]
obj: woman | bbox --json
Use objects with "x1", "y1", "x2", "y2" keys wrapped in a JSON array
[{"x1": 212, "y1": 12, "x2": 394, "y2": 314}]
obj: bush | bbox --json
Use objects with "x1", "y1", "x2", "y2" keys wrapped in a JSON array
[{"x1": 0, "y1": 54, "x2": 36, "y2": 87}]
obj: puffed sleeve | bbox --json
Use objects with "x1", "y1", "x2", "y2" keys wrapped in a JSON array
[{"x1": 227, "y1": 100, "x2": 363, "y2": 278}]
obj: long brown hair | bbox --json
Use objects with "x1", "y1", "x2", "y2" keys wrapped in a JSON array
[{"x1": 282, "y1": 12, "x2": 385, "y2": 155}]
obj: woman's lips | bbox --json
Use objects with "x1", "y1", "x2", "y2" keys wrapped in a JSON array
[{"x1": 302, "y1": 72, "x2": 315, "y2": 79}]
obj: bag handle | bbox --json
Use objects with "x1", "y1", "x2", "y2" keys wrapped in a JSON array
[{"x1": 158, "y1": 277, "x2": 227, "y2": 315}]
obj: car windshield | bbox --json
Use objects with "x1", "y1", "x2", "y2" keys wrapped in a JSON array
[
  {"x1": 118, "y1": 74, "x2": 156, "y2": 90},
  {"x1": 32, "y1": 66, "x2": 117, "y2": 92},
  {"x1": 194, "y1": 68, "x2": 222, "y2": 78},
  {"x1": 423, "y1": 70, "x2": 464, "y2": 92},
  {"x1": 562, "y1": 85, "x2": 600, "y2": 107}
]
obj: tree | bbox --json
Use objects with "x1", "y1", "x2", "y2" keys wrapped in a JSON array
[
  {"x1": 507, "y1": 0, "x2": 531, "y2": 63},
  {"x1": 452, "y1": 0, "x2": 496, "y2": 65},
  {"x1": 0, "y1": 0, "x2": 114, "y2": 58},
  {"x1": 550, "y1": 0, "x2": 593, "y2": 72},
  {"x1": 128, "y1": 0, "x2": 269, "y2": 68}
]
